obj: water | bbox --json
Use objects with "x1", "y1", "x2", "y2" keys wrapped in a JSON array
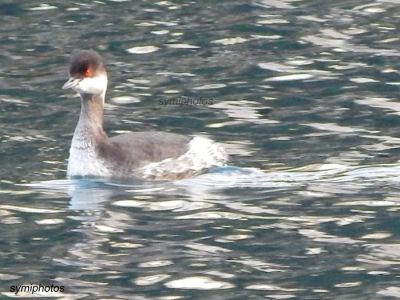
[{"x1": 1, "y1": 0, "x2": 400, "y2": 298}]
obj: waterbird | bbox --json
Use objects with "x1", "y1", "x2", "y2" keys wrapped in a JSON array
[{"x1": 62, "y1": 50, "x2": 227, "y2": 180}]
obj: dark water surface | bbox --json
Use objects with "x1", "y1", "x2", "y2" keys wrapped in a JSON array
[{"x1": 2, "y1": 0, "x2": 400, "y2": 299}]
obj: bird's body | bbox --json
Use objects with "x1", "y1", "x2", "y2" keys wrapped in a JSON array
[{"x1": 63, "y1": 50, "x2": 227, "y2": 180}]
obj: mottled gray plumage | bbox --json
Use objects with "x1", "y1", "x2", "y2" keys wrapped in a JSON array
[{"x1": 98, "y1": 131, "x2": 191, "y2": 170}]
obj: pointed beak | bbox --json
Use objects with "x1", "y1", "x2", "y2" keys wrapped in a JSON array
[{"x1": 62, "y1": 77, "x2": 80, "y2": 90}]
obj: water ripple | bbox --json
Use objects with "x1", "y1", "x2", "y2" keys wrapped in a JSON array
[
  {"x1": 3, "y1": 0, "x2": 400, "y2": 298},
  {"x1": 165, "y1": 276, "x2": 234, "y2": 290}
]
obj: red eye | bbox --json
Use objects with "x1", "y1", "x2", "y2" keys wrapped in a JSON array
[{"x1": 84, "y1": 68, "x2": 92, "y2": 77}]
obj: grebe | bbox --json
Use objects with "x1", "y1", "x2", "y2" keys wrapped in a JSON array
[{"x1": 62, "y1": 50, "x2": 227, "y2": 180}]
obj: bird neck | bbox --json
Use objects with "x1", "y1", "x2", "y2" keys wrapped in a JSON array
[{"x1": 76, "y1": 93, "x2": 107, "y2": 139}]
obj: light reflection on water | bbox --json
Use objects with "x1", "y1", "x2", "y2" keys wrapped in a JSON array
[
  {"x1": 2, "y1": 0, "x2": 400, "y2": 298},
  {"x1": 2, "y1": 163, "x2": 400, "y2": 298}
]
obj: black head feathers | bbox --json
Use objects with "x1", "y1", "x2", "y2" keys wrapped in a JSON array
[{"x1": 69, "y1": 50, "x2": 105, "y2": 78}]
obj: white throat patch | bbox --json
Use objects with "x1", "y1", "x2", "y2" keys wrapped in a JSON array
[{"x1": 76, "y1": 74, "x2": 107, "y2": 96}]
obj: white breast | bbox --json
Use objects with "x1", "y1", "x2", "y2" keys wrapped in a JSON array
[{"x1": 67, "y1": 131, "x2": 111, "y2": 178}]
